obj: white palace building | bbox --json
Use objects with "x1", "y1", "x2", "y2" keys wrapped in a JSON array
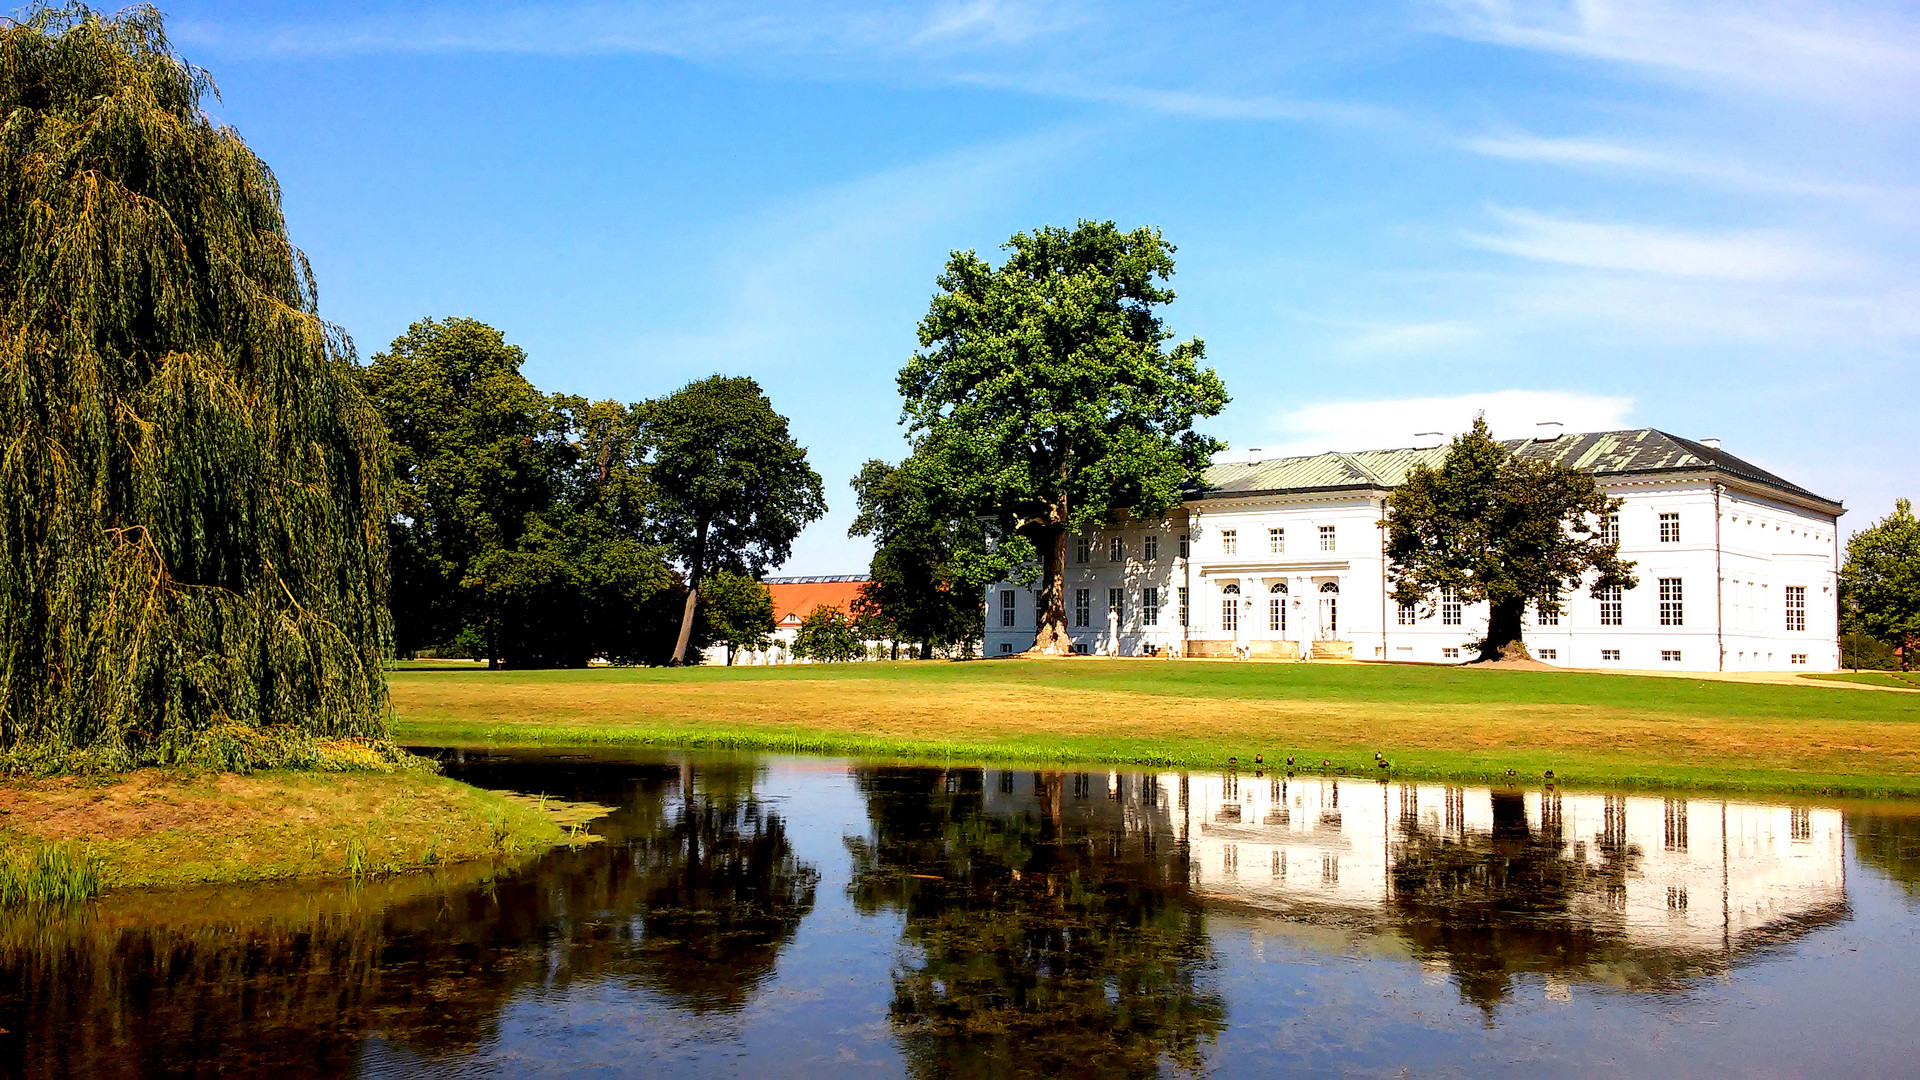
[{"x1": 984, "y1": 427, "x2": 1844, "y2": 672}]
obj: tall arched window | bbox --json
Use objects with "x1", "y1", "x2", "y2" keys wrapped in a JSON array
[
  {"x1": 1318, "y1": 581, "x2": 1339, "y2": 637},
  {"x1": 1269, "y1": 581, "x2": 1287, "y2": 632},
  {"x1": 1221, "y1": 583, "x2": 1240, "y2": 632}
]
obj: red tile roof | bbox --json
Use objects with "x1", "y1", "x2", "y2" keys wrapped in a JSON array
[{"x1": 767, "y1": 579, "x2": 868, "y2": 627}]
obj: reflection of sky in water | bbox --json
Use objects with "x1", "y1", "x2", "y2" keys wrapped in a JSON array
[{"x1": 7, "y1": 751, "x2": 1920, "y2": 1078}]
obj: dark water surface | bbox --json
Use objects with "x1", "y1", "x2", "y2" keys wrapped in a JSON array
[{"x1": 6, "y1": 750, "x2": 1920, "y2": 1078}]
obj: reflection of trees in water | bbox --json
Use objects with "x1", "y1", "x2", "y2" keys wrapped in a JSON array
[
  {"x1": 1849, "y1": 811, "x2": 1920, "y2": 898},
  {"x1": 0, "y1": 756, "x2": 816, "y2": 1077},
  {"x1": 847, "y1": 766, "x2": 1224, "y2": 1079},
  {"x1": 1386, "y1": 791, "x2": 1748, "y2": 1014}
]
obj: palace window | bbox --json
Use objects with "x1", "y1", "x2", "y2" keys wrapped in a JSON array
[
  {"x1": 1221, "y1": 583, "x2": 1240, "y2": 631},
  {"x1": 1537, "y1": 601, "x2": 1560, "y2": 627},
  {"x1": 1791, "y1": 653, "x2": 1808, "y2": 665},
  {"x1": 1662, "y1": 649, "x2": 1683, "y2": 662},
  {"x1": 1143, "y1": 534, "x2": 1158, "y2": 562},
  {"x1": 1597, "y1": 584, "x2": 1623, "y2": 626},
  {"x1": 1143, "y1": 587, "x2": 1160, "y2": 626},
  {"x1": 1108, "y1": 536, "x2": 1124, "y2": 562},
  {"x1": 1601, "y1": 648, "x2": 1620, "y2": 661},
  {"x1": 1600, "y1": 512, "x2": 1619, "y2": 546},
  {"x1": 1659, "y1": 578, "x2": 1684, "y2": 626},
  {"x1": 1538, "y1": 648, "x2": 1558, "y2": 660},
  {"x1": 1179, "y1": 533, "x2": 1189, "y2": 559},
  {"x1": 1442, "y1": 647, "x2": 1460, "y2": 659},
  {"x1": 1221, "y1": 529, "x2": 1238, "y2": 555},
  {"x1": 1319, "y1": 581, "x2": 1339, "y2": 636},
  {"x1": 1397, "y1": 603, "x2": 1416, "y2": 626},
  {"x1": 1785, "y1": 585, "x2": 1806, "y2": 631},
  {"x1": 1270, "y1": 582, "x2": 1287, "y2": 632},
  {"x1": 1074, "y1": 589, "x2": 1091, "y2": 628},
  {"x1": 1269, "y1": 527, "x2": 1284, "y2": 554},
  {"x1": 1659, "y1": 512, "x2": 1681, "y2": 543},
  {"x1": 1000, "y1": 642, "x2": 1013, "y2": 654},
  {"x1": 1441, "y1": 587, "x2": 1462, "y2": 627},
  {"x1": 1075, "y1": 536, "x2": 1090, "y2": 564},
  {"x1": 1177, "y1": 587, "x2": 1189, "y2": 627},
  {"x1": 1319, "y1": 525, "x2": 1336, "y2": 551},
  {"x1": 1000, "y1": 591, "x2": 1016, "y2": 628},
  {"x1": 1109, "y1": 587, "x2": 1124, "y2": 621}
]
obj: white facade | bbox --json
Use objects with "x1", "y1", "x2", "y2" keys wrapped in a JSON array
[{"x1": 984, "y1": 429, "x2": 1843, "y2": 672}]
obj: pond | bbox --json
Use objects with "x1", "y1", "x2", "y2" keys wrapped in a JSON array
[{"x1": 5, "y1": 749, "x2": 1920, "y2": 1077}]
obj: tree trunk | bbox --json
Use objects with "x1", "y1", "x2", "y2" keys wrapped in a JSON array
[
  {"x1": 919, "y1": 640, "x2": 932, "y2": 661},
  {"x1": 670, "y1": 584, "x2": 699, "y2": 665},
  {"x1": 1475, "y1": 597, "x2": 1529, "y2": 663},
  {"x1": 1031, "y1": 524, "x2": 1073, "y2": 655}
]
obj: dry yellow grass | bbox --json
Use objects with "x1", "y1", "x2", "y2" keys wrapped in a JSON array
[{"x1": 388, "y1": 660, "x2": 1920, "y2": 796}]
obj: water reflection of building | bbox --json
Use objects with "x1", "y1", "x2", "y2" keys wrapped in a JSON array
[
  {"x1": 1178, "y1": 774, "x2": 1847, "y2": 984},
  {"x1": 975, "y1": 767, "x2": 1847, "y2": 1003}
]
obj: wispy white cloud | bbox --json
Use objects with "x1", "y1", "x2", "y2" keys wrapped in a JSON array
[
  {"x1": 627, "y1": 124, "x2": 1096, "y2": 373},
  {"x1": 1464, "y1": 207, "x2": 1844, "y2": 281},
  {"x1": 1263, "y1": 390, "x2": 1637, "y2": 457},
  {"x1": 1466, "y1": 133, "x2": 1920, "y2": 217},
  {"x1": 1341, "y1": 319, "x2": 1485, "y2": 355},
  {"x1": 1431, "y1": 0, "x2": 1920, "y2": 109},
  {"x1": 912, "y1": 0, "x2": 1081, "y2": 47},
  {"x1": 952, "y1": 73, "x2": 1403, "y2": 126},
  {"x1": 177, "y1": 1, "x2": 1391, "y2": 131},
  {"x1": 176, "y1": 1, "x2": 1061, "y2": 59}
]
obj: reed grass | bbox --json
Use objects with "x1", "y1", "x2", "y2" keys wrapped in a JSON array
[{"x1": 0, "y1": 842, "x2": 104, "y2": 906}]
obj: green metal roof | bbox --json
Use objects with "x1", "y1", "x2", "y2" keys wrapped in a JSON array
[{"x1": 1192, "y1": 429, "x2": 1840, "y2": 511}]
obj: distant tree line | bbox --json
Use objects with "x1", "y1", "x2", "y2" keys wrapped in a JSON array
[{"x1": 357, "y1": 317, "x2": 821, "y2": 668}]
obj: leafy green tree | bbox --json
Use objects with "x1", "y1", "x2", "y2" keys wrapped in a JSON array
[
  {"x1": 849, "y1": 459, "x2": 988, "y2": 660},
  {"x1": 1841, "y1": 499, "x2": 1920, "y2": 671},
  {"x1": 0, "y1": 6, "x2": 390, "y2": 764},
  {"x1": 791, "y1": 605, "x2": 862, "y2": 663},
  {"x1": 696, "y1": 571, "x2": 775, "y2": 665},
  {"x1": 899, "y1": 221, "x2": 1227, "y2": 654},
  {"x1": 644, "y1": 376, "x2": 826, "y2": 664},
  {"x1": 359, "y1": 318, "x2": 564, "y2": 658},
  {"x1": 462, "y1": 513, "x2": 675, "y2": 667},
  {"x1": 1385, "y1": 417, "x2": 1637, "y2": 662},
  {"x1": 362, "y1": 320, "x2": 676, "y2": 667}
]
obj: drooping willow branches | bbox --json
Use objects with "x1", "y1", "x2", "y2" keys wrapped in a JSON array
[{"x1": 0, "y1": 4, "x2": 390, "y2": 766}]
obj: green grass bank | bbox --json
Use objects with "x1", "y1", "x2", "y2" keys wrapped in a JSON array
[
  {"x1": 0, "y1": 769, "x2": 598, "y2": 898},
  {"x1": 387, "y1": 658, "x2": 1920, "y2": 799}
]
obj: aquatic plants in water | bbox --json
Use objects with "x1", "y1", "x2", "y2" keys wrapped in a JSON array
[{"x1": 0, "y1": 842, "x2": 103, "y2": 906}]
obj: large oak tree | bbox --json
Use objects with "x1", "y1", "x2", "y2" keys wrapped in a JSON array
[
  {"x1": 898, "y1": 221, "x2": 1227, "y2": 654},
  {"x1": 1385, "y1": 418, "x2": 1637, "y2": 663}
]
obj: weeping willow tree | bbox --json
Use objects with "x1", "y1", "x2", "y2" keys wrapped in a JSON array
[{"x1": 0, "y1": 5, "x2": 391, "y2": 768}]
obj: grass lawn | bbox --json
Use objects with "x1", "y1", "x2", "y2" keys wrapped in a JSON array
[
  {"x1": 388, "y1": 658, "x2": 1920, "y2": 798},
  {"x1": 0, "y1": 769, "x2": 597, "y2": 893},
  {"x1": 1804, "y1": 671, "x2": 1920, "y2": 690}
]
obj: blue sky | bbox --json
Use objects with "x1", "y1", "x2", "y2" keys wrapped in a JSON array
[{"x1": 158, "y1": 0, "x2": 1918, "y2": 573}]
